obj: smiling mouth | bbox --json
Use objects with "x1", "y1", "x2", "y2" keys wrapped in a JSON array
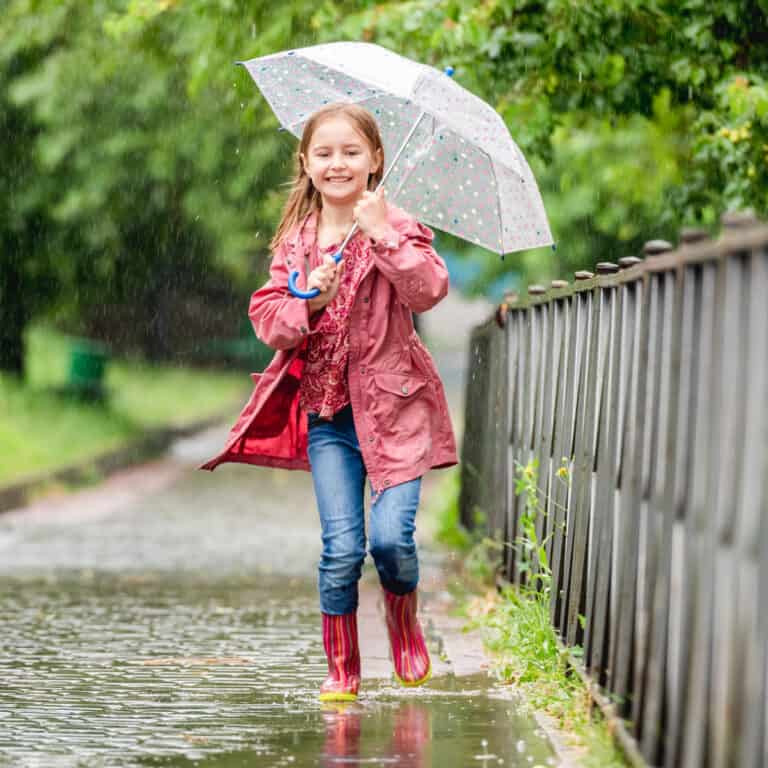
[{"x1": 326, "y1": 177, "x2": 352, "y2": 183}]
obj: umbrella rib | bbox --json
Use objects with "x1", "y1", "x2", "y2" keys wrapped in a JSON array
[
  {"x1": 280, "y1": 90, "x2": 525, "y2": 183},
  {"x1": 280, "y1": 90, "x2": 410, "y2": 134},
  {"x1": 488, "y1": 159, "x2": 505, "y2": 255}
]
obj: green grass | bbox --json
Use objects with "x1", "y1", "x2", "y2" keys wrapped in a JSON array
[
  {"x1": 466, "y1": 588, "x2": 630, "y2": 767},
  {"x1": 0, "y1": 326, "x2": 250, "y2": 485},
  {"x1": 423, "y1": 468, "x2": 631, "y2": 768}
]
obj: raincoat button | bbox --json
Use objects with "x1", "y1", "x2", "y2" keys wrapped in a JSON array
[
  {"x1": 360, "y1": 366, "x2": 366, "y2": 374},
  {"x1": 300, "y1": 325, "x2": 307, "y2": 334},
  {"x1": 363, "y1": 297, "x2": 369, "y2": 303},
  {"x1": 383, "y1": 479, "x2": 390, "y2": 487},
  {"x1": 401, "y1": 384, "x2": 409, "y2": 395},
  {"x1": 368, "y1": 435, "x2": 374, "y2": 443}
]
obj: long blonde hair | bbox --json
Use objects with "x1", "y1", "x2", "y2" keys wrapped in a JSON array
[{"x1": 270, "y1": 103, "x2": 386, "y2": 251}]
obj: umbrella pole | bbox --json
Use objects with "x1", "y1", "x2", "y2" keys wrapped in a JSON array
[
  {"x1": 287, "y1": 110, "x2": 430, "y2": 298},
  {"x1": 375, "y1": 110, "x2": 428, "y2": 193},
  {"x1": 331, "y1": 110, "x2": 430, "y2": 258},
  {"x1": 335, "y1": 109, "x2": 430, "y2": 252}
]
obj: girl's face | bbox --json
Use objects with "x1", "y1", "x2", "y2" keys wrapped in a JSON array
[{"x1": 301, "y1": 116, "x2": 382, "y2": 207}]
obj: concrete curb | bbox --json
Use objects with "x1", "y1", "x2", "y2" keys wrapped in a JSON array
[{"x1": 0, "y1": 409, "x2": 234, "y2": 514}]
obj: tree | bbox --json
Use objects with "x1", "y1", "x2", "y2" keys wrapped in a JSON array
[
  {"x1": 316, "y1": 0, "x2": 768, "y2": 286},
  {"x1": 2, "y1": 0, "x2": 345, "y2": 368},
  {"x1": 0, "y1": 9, "x2": 61, "y2": 376}
]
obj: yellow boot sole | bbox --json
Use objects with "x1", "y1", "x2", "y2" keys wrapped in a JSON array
[
  {"x1": 394, "y1": 662, "x2": 432, "y2": 688},
  {"x1": 319, "y1": 691, "x2": 358, "y2": 702}
]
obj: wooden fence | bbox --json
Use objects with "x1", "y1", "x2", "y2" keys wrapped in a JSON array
[{"x1": 459, "y1": 212, "x2": 768, "y2": 768}]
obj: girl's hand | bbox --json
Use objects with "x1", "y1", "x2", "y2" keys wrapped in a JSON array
[
  {"x1": 353, "y1": 188, "x2": 390, "y2": 241},
  {"x1": 306, "y1": 254, "x2": 344, "y2": 313}
]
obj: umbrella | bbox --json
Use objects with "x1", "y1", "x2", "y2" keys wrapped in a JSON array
[{"x1": 237, "y1": 41, "x2": 553, "y2": 298}]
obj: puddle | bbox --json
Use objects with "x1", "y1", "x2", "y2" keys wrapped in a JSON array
[
  {"x1": 0, "y1": 573, "x2": 555, "y2": 767},
  {"x1": 0, "y1": 466, "x2": 556, "y2": 767}
]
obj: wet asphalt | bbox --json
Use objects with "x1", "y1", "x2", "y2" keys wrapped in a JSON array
[{"x1": 0, "y1": 294, "x2": 559, "y2": 767}]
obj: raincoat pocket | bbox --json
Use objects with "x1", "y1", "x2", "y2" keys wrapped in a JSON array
[
  {"x1": 372, "y1": 372, "x2": 427, "y2": 399},
  {"x1": 371, "y1": 372, "x2": 430, "y2": 453}
]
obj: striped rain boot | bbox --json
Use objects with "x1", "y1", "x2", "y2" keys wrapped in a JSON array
[
  {"x1": 319, "y1": 613, "x2": 361, "y2": 702},
  {"x1": 383, "y1": 588, "x2": 431, "y2": 687}
]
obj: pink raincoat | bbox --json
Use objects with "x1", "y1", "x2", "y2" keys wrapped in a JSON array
[{"x1": 200, "y1": 203, "x2": 458, "y2": 492}]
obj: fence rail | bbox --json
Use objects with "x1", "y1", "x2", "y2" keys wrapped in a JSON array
[{"x1": 460, "y1": 213, "x2": 768, "y2": 768}]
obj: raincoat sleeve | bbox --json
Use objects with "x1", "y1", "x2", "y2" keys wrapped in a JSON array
[
  {"x1": 370, "y1": 213, "x2": 449, "y2": 313},
  {"x1": 248, "y1": 242, "x2": 320, "y2": 350}
]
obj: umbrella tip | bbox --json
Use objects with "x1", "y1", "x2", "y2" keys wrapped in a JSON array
[
  {"x1": 444, "y1": 66, "x2": 455, "y2": 77},
  {"x1": 234, "y1": 61, "x2": 242, "y2": 67}
]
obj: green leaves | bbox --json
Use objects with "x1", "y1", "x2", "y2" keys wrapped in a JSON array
[
  {"x1": 4, "y1": 0, "x2": 768, "y2": 368},
  {"x1": 338, "y1": 0, "x2": 768, "y2": 288}
]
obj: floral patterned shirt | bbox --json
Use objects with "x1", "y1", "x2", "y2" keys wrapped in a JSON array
[{"x1": 298, "y1": 231, "x2": 373, "y2": 418}]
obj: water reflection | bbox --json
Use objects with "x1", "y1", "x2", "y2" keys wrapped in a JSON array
[
  {"x1": 388, "y1": 703, "x2": 431, "y2": 767},
  {"x1": 321, "y1": 702, "x2": 431, "y2": 767},
  {"x1": 0, "y1": 465, "x2": 555, "y2": 767},
  {"x1": 321, "y1": 704, "x2": 363, "y2": 765}
]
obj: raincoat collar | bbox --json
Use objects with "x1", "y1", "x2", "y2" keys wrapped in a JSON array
[{"x1": 285, "y1": 208, "x2": 319, "y2": 258}]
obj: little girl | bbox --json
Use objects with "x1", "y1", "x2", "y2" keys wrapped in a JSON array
[{"x1": 202, "y1": 103, "x2": 457, "y2": 701}]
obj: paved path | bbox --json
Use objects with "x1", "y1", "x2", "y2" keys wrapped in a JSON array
[{"x1": 0, "y1": 290, "x2": 567, "y2": 767}]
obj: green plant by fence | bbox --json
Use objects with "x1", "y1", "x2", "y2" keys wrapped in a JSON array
[{"x1": 460, "y1": 211, "x2": 768, "y2": 768}]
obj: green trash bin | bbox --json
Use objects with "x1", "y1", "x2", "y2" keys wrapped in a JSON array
[{"x1": 68, "y1": 339, "x2": 109, "y2": 400}]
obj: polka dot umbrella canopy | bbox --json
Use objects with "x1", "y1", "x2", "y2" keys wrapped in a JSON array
[{"x1": 239, "y1": 41, "x2": 553, "y2": 293}]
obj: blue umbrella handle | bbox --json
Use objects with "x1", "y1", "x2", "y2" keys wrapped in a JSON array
[{"x1": 288, "y1": 249, "x2": 344, "y2": 299}]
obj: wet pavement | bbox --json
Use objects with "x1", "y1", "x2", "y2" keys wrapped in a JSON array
[
  {"x1": 0, "y1": 441, "x2": 558, "y2": 768},
  {"x1": 0, "y1": 297, "x2": 560, "y2": 767}
]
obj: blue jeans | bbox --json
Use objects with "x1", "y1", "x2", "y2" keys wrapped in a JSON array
[{"x1": 307, "y1": 404, "x2": 421, "y2": 615}]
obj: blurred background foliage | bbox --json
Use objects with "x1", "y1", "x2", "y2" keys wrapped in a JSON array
[{"x1": 2, "y1": 0, "x2": 767, "y2": 376}]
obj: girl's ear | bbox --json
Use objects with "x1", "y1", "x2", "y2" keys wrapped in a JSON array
[
  {"x1": 299, "y1": 152, "x2": 308, "y2": 175},
  {"x1": 373, "y1": 147, "x2": 383, "y2": 174}
]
